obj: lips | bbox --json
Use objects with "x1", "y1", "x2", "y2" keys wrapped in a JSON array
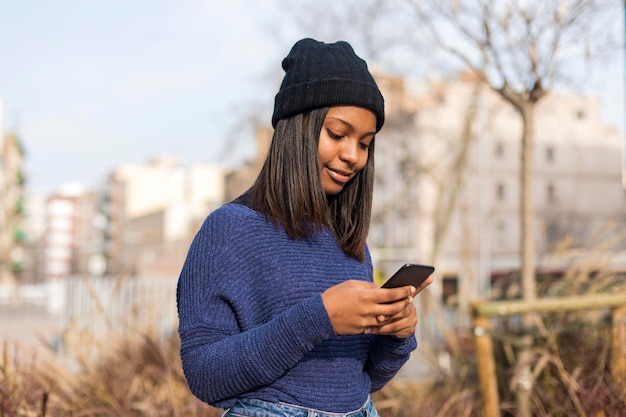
[{"x1": 326, "y1": 166, "x2": 354, "y2": 184}]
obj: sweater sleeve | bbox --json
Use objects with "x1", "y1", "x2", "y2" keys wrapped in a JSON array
[
  {"x1": 365, "y1": 334, "x2": 417, "y2": 392},
  {"x1": 358, "y1": 245, "x2": 417, "y2": 391},
  {"x1": 176, "y1": 210, "x2": 336, "y2": 406}
]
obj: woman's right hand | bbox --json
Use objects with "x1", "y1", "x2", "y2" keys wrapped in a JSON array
[{"x1": 321, "y1": 280, "x2": 417, "y2": 336}]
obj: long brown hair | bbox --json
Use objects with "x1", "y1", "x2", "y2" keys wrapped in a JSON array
[{"x1": 251, "y1": 107, "x2": 374, "y2": 261}]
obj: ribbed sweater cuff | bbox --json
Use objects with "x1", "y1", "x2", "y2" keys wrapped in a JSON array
[
  {"x1": 376, "y1": 334, "x2": 417, "y2": 356},
  {"x1": 282, "y1": 294, "x2": 336, "y2": 348}
]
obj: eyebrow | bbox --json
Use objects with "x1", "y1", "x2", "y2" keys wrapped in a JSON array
[{"x1": 326, "y1": 117, "x2": 376, "y2": 138}]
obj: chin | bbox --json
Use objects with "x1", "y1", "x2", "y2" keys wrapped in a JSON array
[{"x1": 324, "y1": 186, "x2": 344, "y2": 195}]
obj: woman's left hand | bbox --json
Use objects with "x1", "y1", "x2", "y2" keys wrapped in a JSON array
[
  {"x1": 369, "y1": 275, "x2": 432, "y2": 338},
  {"x1": 366, "y1": 292, "x2": 418, "y2": 339}
]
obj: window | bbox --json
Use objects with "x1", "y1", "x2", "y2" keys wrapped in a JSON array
[
  {"x1": 496, "y1": 182, "x2": 505, "y2": 201},
  {"x1": 50, "y1": 218, "x2": 73, "y2": 230},
  {"x1": 546, "y1": 146, "x2": 555, "y2": 162},
  {"x1": 546, "y1": 221, "x2": 560, "y2": 244},
  {"x1": 495, "y1": 142, "x2": 505, "y2": 158},
  {"x1": 48, "y1": 200, "x2": 74, "y2": 216},
  {"x1": 47, "y1": 232, "x2": 72, "y2": 245},
  {"x1": 46, "y1": 261, "x2": 69, "y2": 275},
  {"x1": 547, "y1": 183, "x2": 556, "y2": 204},
  {"x1": 45, "y1": 247, "x2": 72, "y2": 259},
  {"x1": 496, "y1": 221, "x2": 507, "y2": 246},
  {"x1": 442, "y1": 276, "x2": 458, "y2": 306}
]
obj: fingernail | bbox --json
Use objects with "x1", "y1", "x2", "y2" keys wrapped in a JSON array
[
  {"x1": 377, "y1": 315, "x2": 385, "y2": 322},
  {"x1": 364, "y1": 328, "x2": 371, "y2": 334}
]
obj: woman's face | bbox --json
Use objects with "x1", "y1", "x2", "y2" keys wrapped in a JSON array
[{"x1": 318, "y1": 105, "x2": 377, "y2": 195}]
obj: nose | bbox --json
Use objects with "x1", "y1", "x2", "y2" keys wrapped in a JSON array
[{"x1": 339, "y1": 140, "x2": 359, "y2": 165}]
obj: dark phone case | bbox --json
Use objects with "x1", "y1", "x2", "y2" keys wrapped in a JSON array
[{"x1": 381, "y1": 263, "x2": 435, "y2": 288}]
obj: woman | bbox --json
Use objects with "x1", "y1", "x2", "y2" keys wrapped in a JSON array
[{"x1": 177, "y1": 38, "x2": 432, "y2": 417}]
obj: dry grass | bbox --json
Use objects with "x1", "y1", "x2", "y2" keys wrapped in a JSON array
[
  {"x1": 373, "y1": 377, "x2": 481, "y2": 417},
  {"x1": 1, "y1": 314, "x2": 625, "y2": 417},
  {"x1": 483, "y1": 230, "x2": 626, "y2": 416},
  {"x1": 0, "y1": 333, "x2": 218, "y2": 417},
  {"x1": 2, "y1": 230, "x2": 626, "y2": 416}
]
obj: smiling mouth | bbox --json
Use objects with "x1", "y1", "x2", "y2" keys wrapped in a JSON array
[{"x1": 327, "y1": 167, "x2": 353, "y2": 184}]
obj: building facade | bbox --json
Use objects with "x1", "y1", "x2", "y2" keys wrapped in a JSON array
[
  {"x1": 223, "y1": 126, "x2": 272, "y2": 202},
  {"x1": 43, "y1": 183, "x2": 96, "y2": 280},
  {"x1": 371, "y1": 73, "x2": 626, "y2": 310},
  {"x1": 102, "y1": 156, "x2": 225, "y2": 279},
  {"x1": 0, "y1": 132, "x2": 27, "y2": 285}
]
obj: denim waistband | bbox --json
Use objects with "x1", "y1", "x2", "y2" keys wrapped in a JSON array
[{"x1": 223, "y1": 397, "x2": 379, "y2": 417}]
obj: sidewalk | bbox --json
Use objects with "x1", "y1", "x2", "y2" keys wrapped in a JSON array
[{"x1": 0, "y1": 304, "x2": 60, "y2": 354}]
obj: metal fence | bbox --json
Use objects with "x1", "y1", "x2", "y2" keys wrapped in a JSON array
[{"x1": 61, "y1": 277, "x2": 178, "y2": 344}]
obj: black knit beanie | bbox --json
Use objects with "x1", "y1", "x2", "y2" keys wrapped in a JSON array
[{"x1": 272, "y1": 38, "x2": 385, "y2": 132}]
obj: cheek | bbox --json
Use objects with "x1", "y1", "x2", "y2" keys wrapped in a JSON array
[
  {"x1": 356, "y1": 151, "x2": 370, "y2": 171},
  {"x1": 317, "y1": 137, "x2": 334, "y2": 163}
]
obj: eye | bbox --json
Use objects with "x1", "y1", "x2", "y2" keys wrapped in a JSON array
[
  {"x1": 359, "y1": 138, "x2": 374, "y2": 150},
  {"x1": 326, "y1": 129, "x2": 343, "y2": 140}
]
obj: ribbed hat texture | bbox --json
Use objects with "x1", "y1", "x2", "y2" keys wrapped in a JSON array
[{"x1": 272, "y1": 38, "x2": 385, "y2": 132}]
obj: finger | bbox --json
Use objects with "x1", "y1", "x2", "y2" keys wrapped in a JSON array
[
  {"x1": 414, "y1": 276, "x2": 434, "y2": 294},
  {"x1": 376, "y1": 286, "x2": 415, "y2": 304},
  {"x1": 373, "y1": 312, "x2": 418, "y2": 337},
  {"x1": 371, "y1": 300, "x2": 415, "y2": 325},
  {"x1": 380, "y1": 302, "x2": 418, "y2": 325}
]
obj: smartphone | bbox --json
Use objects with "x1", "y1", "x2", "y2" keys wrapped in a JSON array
[{"x1": 381, "y1": 263, "x2": 435, "y2": 289}]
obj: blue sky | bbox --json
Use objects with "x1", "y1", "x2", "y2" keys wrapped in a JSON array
[
  {"x1": 0, "y1": 1, "x2": 624, "y2": 195},
  {"x1": 0, "y1": 1, "x2": 292, "y2": 193}
]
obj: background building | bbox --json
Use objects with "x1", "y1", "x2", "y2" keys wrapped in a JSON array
[
  {"x1": 223, "y1": 127, "x2": 272, "y2": 202},
  {"x1": 371, "y1": 72, "x2": 626, "y2": 313},
  {"x1": 0, "y1": 131, "x2": 27, "y2": 286},
  {"x1": 43, "y1": 183, "x2": 96, "y2": 280},
  {"x1": 102, "y1": 156, "x2": 225, "y2": 279},
  {"x1": 3, "y1": 71, "x2": 623, "y2": 334}
]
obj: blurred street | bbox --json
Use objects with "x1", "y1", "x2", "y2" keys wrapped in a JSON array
[
  {"x1": 0, "y1": 304, "x2": 60, "y2": 354},
  {"x1": 0, "y1": 301, "x2": 437, "y2": 381}
]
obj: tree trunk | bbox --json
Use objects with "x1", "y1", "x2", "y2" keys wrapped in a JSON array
[
  {"x1": 520, "y1": 102, "x2": 537, "y2": 304},
  {"x1": 515, "y1": 102, "x2": 537, "y2": 417}
]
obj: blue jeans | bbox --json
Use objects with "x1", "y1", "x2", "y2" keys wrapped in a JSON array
[{"x1": 222, "y1": 397, "x2": 380, "y2": 417}]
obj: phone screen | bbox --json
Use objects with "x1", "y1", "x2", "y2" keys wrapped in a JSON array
[{"x1": 381, "y1": 263, "x2": 435, "y2": 289}]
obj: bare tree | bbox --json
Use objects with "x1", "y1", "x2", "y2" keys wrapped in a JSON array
[
  {"x1": 277, "y1": 2, "x2": 621, "y2": 411},
  {"x1": 278, "y1": 0, "x2": 426, "y2": 74},
  {"x1": 406, "y1": 1, "x2": 621, "y2": 415}
]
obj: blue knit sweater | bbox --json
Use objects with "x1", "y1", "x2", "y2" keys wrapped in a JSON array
[{"x1": 177, "y1": 202, "x2": 417, "y2": 412}]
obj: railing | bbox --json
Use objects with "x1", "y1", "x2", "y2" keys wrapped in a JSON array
[
  {"x1": 471, "y1": 293, "x2": 626, "y2": 417},
  {"x1": 62, "y1": 277, "x2": 178, "y2": 343}
]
